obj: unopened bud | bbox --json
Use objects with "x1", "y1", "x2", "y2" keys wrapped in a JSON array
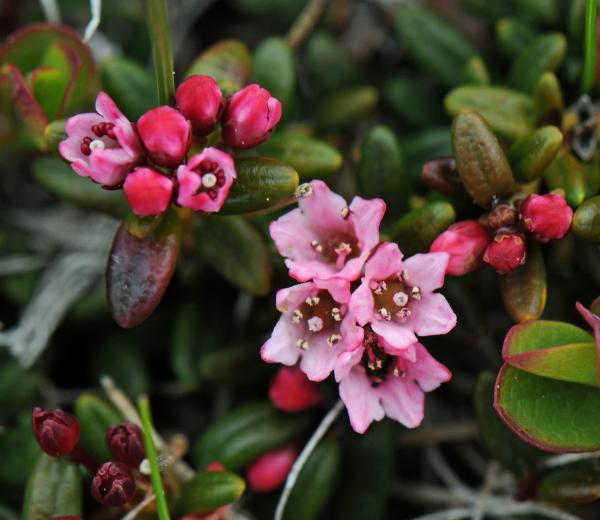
[
  {"x1": 106, "y1": 421, "x2": 145, "y2": 468},
  {"x1": 483, "y1": 233, "x2": 527, "y2": 273},
  {"x1": 269, "y1": 366, "x2": 322, "y2": 413},
  {"x1": 32, "y1": 407, "x2": 80, "y2": 457},
  {"x1": 91, "y1": 462, "x2": 136, "y2": 506},
  {"x1": 520, "y1": 193, "x2": 573, "y2": 243},
  {"x1": 246, "y1": 445, "x2": 297, "y2": 492}
]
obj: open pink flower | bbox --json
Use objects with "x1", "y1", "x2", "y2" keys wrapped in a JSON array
[
  {"x1": 334, "y1": 326, "x2": 451, "y2": 433},
  {"x1": 270, "y1": 181, "x2": 385, "y2": 282},
  {"x1": 58, "y1": 92, "x2": 144, "y2": 187},
  {"x1": 176, "y1": 147, "x2": 237, "y2": 213},
  {"x1": 261, "y1": 277, "x2": 362, "y2": 381},
  {"x1": 349, "y1": 242, "x2": 456, "y2": 350}
]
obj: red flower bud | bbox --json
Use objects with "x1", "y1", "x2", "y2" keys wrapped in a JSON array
[
  {"x1": 91, "y1": 462, "x2": 135, "y2": 507},
  {"x1": 520, "y1": 193, "x2": 573, "y2": 243},
  {"x1": 176, "y1": 75, "x2": 224, "y2": 135},
  {"x1": 246, "y1": 445, "x2": 297, "y2": 492},
  {"x1": 123, "y1": 168, "x2": 174, "y2": 217},
  {"x1": 269, "y1": 366, "x2": 322, "y2": 413},
  {"x1": 32, "y1": 407, "x2": 80, "y2": 457},
  {"x1": 106, "y1": 421, "x2": 145, "y2": 468},
  {"x1": 137, "y1": 106, "x2": 191, "y2": 168},
  {"x1": 222, "y1": 84, "x2": 282, "y2": 149},
  {"x1": 430, "y1": 220, "x2": 492, "y2": 276},
  {"x1": 483, "y1": 233, "x2": 527, "y2": 274}
]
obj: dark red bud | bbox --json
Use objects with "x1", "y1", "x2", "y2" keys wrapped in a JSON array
[
  {"x1": 483, "y1": 233, "x2": 527, "y2": 274},
  {"x1": 91, "y1": 462, "x2": 136, "y2": 506},
  {"x1": 421, "y1": 157, "x2": 465, "y2": 197},
  {"x1": 269, "y1": 366, "x2": 321, "y2": 413},
  {"x1": 106, "y1": 421, "x2": 145, "y2": 468},
  {"x1": 32, "y1": 407, "x2": 80, "y2": 457}
]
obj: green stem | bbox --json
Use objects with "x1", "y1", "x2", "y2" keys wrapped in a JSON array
[
  {"x1": 582, "y1": 0, "x2": 598, "y2": 93},
  {"x1": 138, "y1": 396, "x2": 171, "y2": 520},
  {"x1": 147, "y1": 0, "x2": 175, "y2": 105}
]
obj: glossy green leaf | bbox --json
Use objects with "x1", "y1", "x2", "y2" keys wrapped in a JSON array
[
  {"x1": 22, "y1": 453, "x2": 82, "y2": 520},
  {"x1": 495, "y1": 364, "x2": 600, "y2": 452},
  {"x1": 100, "y1": 57, "x2": 155, "y2": 120},
  {"x1": 392, "y1": 201, "x2": 456, "y2": 255},
  {"x1": 258, "y1": 133, "x2": 342, "y2": 179},
  {"x1": 383, "y1": 75, "x2": 444, "y2": 129},
  {"x1": 195, "y1": 216, "x2": 271, "y2": 295},
  {"x1": 544, "y1": 152, "x2": 586, "y2": 207},
  {"x1": 186, "y1": 40, "x2": 252, "y2": 96},
  {"x1": 461, "y1": 56, "x2": 490, "y2": 85},
  {"x1": 451, "y1": 110, "x2": 514, "y2": 208},
  {"x1": 315, "y1": 86, "x2": 378, "y2": 130},
  {"x1": 509, "y1": 33, "x2": 567, "y2": 93},
  {"x1": 573, "y1": 195, "x2": 600, "y2": 241},
  {"x1": 509, "y1": 126, "x2": 563, "y2": 182},
  {"x1": 395, "y1": 4, "x2": 478, "y2": 87},
  {"x1": 44, "y1": 118, "x2": 66, "y2": 153},
  {"x1": 221, "y1": 157, "x2": 299, "y2": 215},
  {"x1": 32, "y1": 156, "x2": 129, "y2": 217},
  {"x1": 194, "y1": 401, "x2": 311, "y2": 470},
  {"x1": 171, "y1": 303, "x2": 203, "y2": 388},
  {"x1": 74, "y1": 393, "x2": 122, "y2": 461},
  {"x1": 283, "y1": 440, "x2": 340, "y2": 520},
  {"x1": 176, "y1": 470, "x2": 246, "y2": 515},
  {"x1": 538, "y1": 464, "x2": 600, "y2": 505},
  {"x1": 306, "y1": 31, "x2": 358, "y2": 92},
  {"x1": 356, "y1": 125, "x2": 408, "y2": 216},
  {"x1": 29, "y1": 66, "x2": 68, "y2": 122},
  {"x1": 500, "y1": 244, "x2": 547, "y2": 323},
  {"x1": 533, "y1": 72, "x2": 563, "y2": 125},
  {"x1": 252, "y1": 37, "x2": 295, "y2": 118},
  {"x1": 445, "y1": 85, "x2": 534, "y2": 141},
  {"x1": 496, "y1": 17, "x2": 537, "y2": 58},
  {"x1": 107, "y1": 209, "x2": 182, "y2": 328}
]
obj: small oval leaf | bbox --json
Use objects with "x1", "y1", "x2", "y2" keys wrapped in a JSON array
[
  {"x1": 176, "y1": 470, "x2": 246, "y2": 515},
  {"x1": 544, "y1": 151, "x2": 586, "y2": 207},
  {"x1": 74, "y1": 393, "x2": 122, "y2": 461},
  {"x1": 509, "y1": 126, "x2": 563, "y2": 183},
  {"x1": 572, "y1": 195, "x2": 600, "y2": 242}
]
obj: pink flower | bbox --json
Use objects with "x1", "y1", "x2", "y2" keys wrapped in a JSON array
[
  {"x1": 176, "y1": 75, "x2": 224, "y2": 135},
  {"x1": 483, "y1": 233, "x2": 527, "y2": 273},
  {"x1": 222, "y1": 84, "x2": 282, "y2": 149},
  {"x1": 334, "y1": 326, "x2": 451, "y2": 433},
  {"x1": 269, "y1": 366, "x2": 322, "y2": 413},
  {"x1": 270, "y1": 181, "x2": 385, "y2": 282},
  {"x1": 261, "y1": 277, "x2": 362, "y2": 381},
  {"x1": 246, "y1": 445, "x2": 298, "y2": 492},
  {"x1": 430, "y1": 220, "x2": 491, "y2": 276},
  {"x1": 58, "y1": 92, "x2": 144, "y2": 187},
  {"x1": 520, "y1": 193, "x2": 573, "y2": 243},
  {"x1": 349, "y1": 242, "x2": 456, "y2": 350},
  {"x1": 176, "y1": 147, "x2": 237, "y2": 213},
  {"x1": 137, "y1": 106, "x2": 191, "y2": 168},
  {"x1": 123, "y1": 168, "x2": 174, "y2": 217}
]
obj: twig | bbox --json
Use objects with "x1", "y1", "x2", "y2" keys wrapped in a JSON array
[
  {"x1": 0, "y1": 255, "x2": 45, "y2": 275},
  {"x1": 412, "y1": 507, "x2": 475, "y2": 520},
  {"x1": 83, "y1": 0, "x2": 102, "y2": 42},
  {"x1": 472, "y1": 463, "x2": 498, "y2": 520},
  {"x1": 398, "y1": 421, "x2": 478, "y2": 446},
  {"x1": 542, "y1": 450, "x2": 600, "y2": 469},
  {"x1": 287, "y1": 0, "x2": 329, "y2": 50},
  {"x1": 274, "y1": 400, "x2": 344, "y2": 520},
  {"x1": 39, "y1": 0, "x2": 61, "y2": 22},
  {"x1": 121, "y1": 494, "x2": 156, "y2": 520}
]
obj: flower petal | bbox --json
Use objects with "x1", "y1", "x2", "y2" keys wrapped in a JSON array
[
  {"x1": 410, "y1": 293, "x2": 457, "y2": 337},
  {"x1": 334, "y1": 345, "x2": 363, "y2": 382},
  {"x1": 299, "y1": 334, "x2": 345, "y2": 382},
  {"x1": 349, "y1": 280, "x2": 375, "y2": 326},
  {"x1": 379, "y1": 377, "x2": 424, "y2": 428},
  {"x1": 260, "y1": 318, "x2": 301, "y2": 366},
  {"x1": 339, "y1": 368, "x2": 385, "y2": 434},
  {"x1": 349, "y1": 196, "x2": 386, "y2": 252},
  {"x1": 299, "y1": 180, "x2": 350, "y2": 236},
  {"x1": 364, "y1": 243, "x2": 403, "y2": 281},
  {"x1": 408, "y1": 343, "x2": 452, "y2": 392},
  {"x1": 371, "y1": 320, "x2": 417, "y2": 350},
  {"x1": 402, "y1": 252, "x2": 449, "y2": 292},
  {"x1": 314, "y1": 277, "x2": 351, "y2": 305}
]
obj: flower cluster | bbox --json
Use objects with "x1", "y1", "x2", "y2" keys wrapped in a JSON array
[
  {"x1": 431, "y1": 193, "x2": 573, "y2": 275},
  {"x1": 59, "y1": 77, "x2": 282, "y2": 217},
  {"x1": 262, "y1": 181, "x2": 456, "y2": 433}
]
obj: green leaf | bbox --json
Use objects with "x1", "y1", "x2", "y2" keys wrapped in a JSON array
[
  {"x1": 32, "y1": 156, "x2": 129, "y2": 217},
  {"x1": 500, "y1": 244, "x2": 547, "y2": 323},
  {"x1": 451, "y1": 110, "x2": 514, "y2": 208},
  {"x1": 395, "y1": 4, "x2": 478, "y2": 87},
  {"x1": 0, "y1": 360, "x2": 41, "y2": 422},
  {"x1": 533, "y1": 72, "x2": 564, "y2": 125},
  {"x1": 199, "y1": 342, "x2": 269, "y2": 384},
  {"x1": 509, "y1": 126, "x2": 563, "y2": 182},
  {"x1": 44, "y1": 118, "x2": 66, "y2": 153},
  {"x1": 147, "y1": 0, "x2": 175, "y2": 105},
  {"x1": 392, "y1": 201, "x2": 456, "y2": 255},
  {"x1": 544, "y1": 151, "x2": 586, "y2": 207},
  {"x1": 74, "y1": 393, "x2": 122, "y2": 461},
  {"x1": 496, "y1": 17, "x2": 537, "y2": 58},
  {"x1": 573, "y1": 195, "x2": 600, "y2": 241},
  {"x1": 251, "y1": 37, "x2": 295, "y2": 119},
  {"x1": 22, "y1": 453, "x2": 82, "y2": 520},
  {"x1": 194, "y1": 401, "x2": 311, "y2": 470},
  {"x1": 258, "y1": 133, "x2": 343, "y2": 179},
  {"x1": 356, "y1": 125, "x2": 408, "y2": 216},
  {"x1": 170, "y1": 303, "x2": 203, "y2": 388},
  {"x1": 495, "y1": 364, "x2": 600, "y2": 452},
  {"x1": 502, "y1": 320, "x2": 593, "y2": 356},
  {"x1": 107, "y1": 209, "x2": 182, "y2": 328},
  {"x1": 186, "y1": 40, "x2": 252, "y2": 96},
  {"x1": 461, "y1": 56, "x2": 490, "y2": 85},
  {"x1": 445, "y1": 85, "x2": 534, "y2": 141},
  {"x1": 315, "y1": 86, "x2": 378, "y2": 130},
  {"x1": 195, "y1": 216, "x2": 271, "y2": 295},
  {"x1": 0, "y1": 413, "x2": 40, "y2": 489},
  {"x1": 283, "y1": 440, "x2": 340, "y2": 520},
  {"x1": 402, "y1": 127, "x2": 452, "y2": 184},
  {"x1": 101, "y1": 57, "x2": 155, "y2": 120},
  {"x1": 176, "y1": 470, "x2": 246, "y2": 515},
  {"x1": 538, "y1": 464, "x2": 600, "y2": 505},
  {"x1": 221, "y1": 157, "x2": 299, "y2": 215},
  {"x1": 509, "y1": 33, "x2": 567, "y2": 93},
  {"x1": 29, "y1": 66, "x2": 68, "y2": 122},
  {"x1": 475, "y1": 371, "x2": 544, "y2": 477}
]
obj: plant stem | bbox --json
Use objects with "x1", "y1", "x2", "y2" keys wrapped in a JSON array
[
  {"x1": 147, "y1": 0, "x2": 175, "y2": 105},
  {"x1": 138, "y1": 395, "x2": 171, "y2": 520},
  {"x1": 582, "y1": 0, "x2": 598, "y2": 93},
  {"x1": 287, "y1": 0, "x2": 329, "y2": 50},
  {"x1": 274, "y1": 399, "x2": 344, "y2": 520}
]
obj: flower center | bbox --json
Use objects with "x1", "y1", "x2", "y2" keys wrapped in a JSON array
[
  {"x1": 291, "y1": 290, "x2": 345, "y2": 350},
  {"x1": 360, "y1": 326, "x2": 406, "y2": 387},
  {"x1": 195, "y1": 159, "x2": 226, "y2": 200},
  {"x1": 371, "y1": 271, "x2": 420, "y2": 322},
  {"x1": 80, "y1": 122, "x2": 117, "y2": 156},
  {"x1": 310, "y1": 233, "x2": 360, "y2": 269}
]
